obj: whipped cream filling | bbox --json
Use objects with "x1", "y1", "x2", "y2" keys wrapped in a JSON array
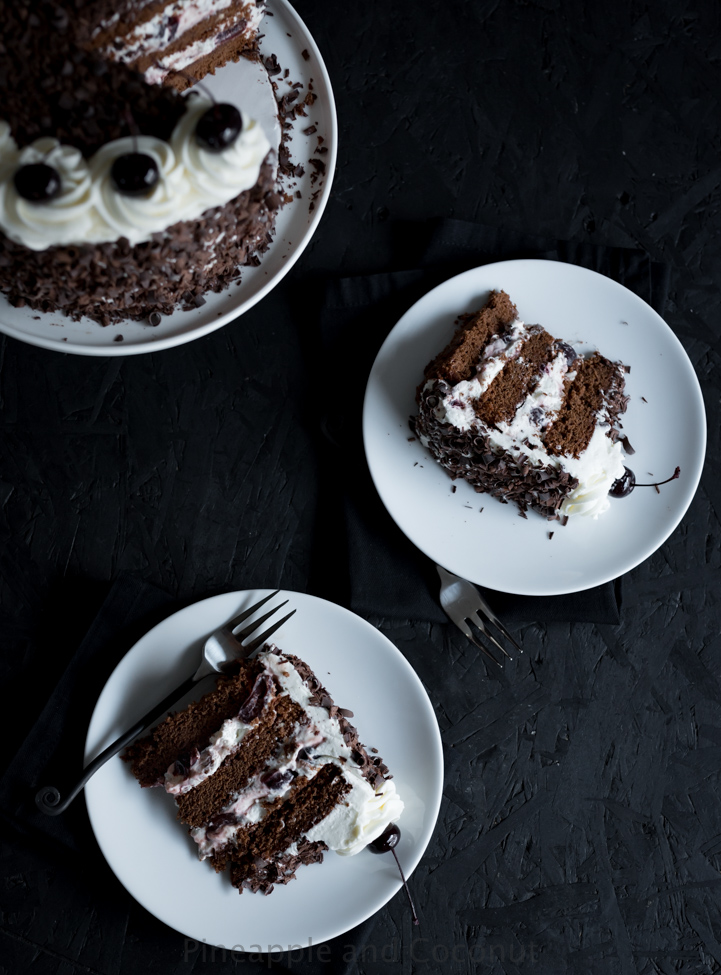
[
  {"x1": 305, "y1": 772, "x2": 404, "y2": 857},
  {"x1": 184, "y1": 650, "x2": 403, "y2": 861},
  {"x1": 0, "y1": 95, "x2": 271, "y2": 251},
  {"x1": 427, "y1": 319, "x2": 625, "y2": 519}
]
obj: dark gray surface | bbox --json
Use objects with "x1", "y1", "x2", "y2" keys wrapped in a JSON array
[{"x1": 1, "y1": 1, "x2": 720, "y2": 973}]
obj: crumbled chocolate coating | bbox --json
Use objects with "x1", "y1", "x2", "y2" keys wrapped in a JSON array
[
  {"x1": 0, "y1": 159, "x2": 277, "y2": 325},
  {"x1": 232, "y1": 839, "x2": 327, "y2": 895},
  {"x1": 412, "y1": 380, "x2": 582, "y2": 520},
  {"x1": 284, "y1": 653, "x2": 391, "y2": 789}
]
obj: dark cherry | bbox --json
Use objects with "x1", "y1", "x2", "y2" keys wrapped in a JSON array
[
  {"x1": 260, "y1": 769, "x2": 293, "y2": 790},
  {"x1": 110, "y1": 152, "x2": 159, "y2": 196},
  {"x1": 238, "y1": 673, "x2": 273, "y2": 722},
  {"x1": 368, "y1": 824, "x2": 419, "y2": 925},
  {"x1": 610, "y1": 465, "x2": 680, "y2": 499},
  {"x1": 610, "y1": 466, "x2": 636, "y2": 498},
  {"x1": 14, "y1": 163, "x2": 62, "y2": 202},
  {"x1": 369, "y1": 823, "x2": 401, "y2": 854},
  {"x1": 556, "y1": 340, "x2": 577, "y2": 367},
  {"x1": 196, "y1": 103, "x2": 243, "y2": 152}
]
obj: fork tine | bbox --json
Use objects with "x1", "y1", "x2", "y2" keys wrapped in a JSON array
[
  {"x1": 456, "y1": 618, "x2": 503, "y2": 668},
  {"x1": 471, "y1": 612, "x2": 513, "y2": 660},
  {"x1": 223, "y1": 590, "x2": 281, "y2": 632},
  {"x1": 474, "y1": 593, "x2": 523, "y2": 654},
  {"x1": 454, "y1": 616, "x2": 502, "y2": 667},
  {"x1": 232, "y1": 600, "x2": 289, "y2": 642},
  {"x1": 243, "y1": 609, "x2": 297, "y2": 655}
]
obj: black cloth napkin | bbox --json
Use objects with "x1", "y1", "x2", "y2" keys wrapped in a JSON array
[
  {"x1": 0, "y1": 574, "x2": 379, "y2": 974},
  {"x1": 0, "y1": 573, "x2": 178, "y2": 854},
  {"x1": 310, "y1": 218, "x2": 671, "y2": 626}
]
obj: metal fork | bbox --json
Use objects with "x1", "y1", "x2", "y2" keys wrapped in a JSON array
[
  {"x1": 437, "y1": 566, "x2": 521, "y2": 667},
  {"x1": 36, "y1": 590, "x2": 295, "y2": 816}
]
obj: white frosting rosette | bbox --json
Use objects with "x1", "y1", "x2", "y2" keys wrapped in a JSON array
[
  {"x1": 171, "y1": 94, "x2": 272, "y2": 206},
  {"x1": 0, "y1": 98, "x2": 272, "y2": 251},
  {"x1": 0, "y1": 137, "x2": 97, "y2": 250},
  {"x1": 90, "y1": 135, "x2": 190, "y2": 245}
]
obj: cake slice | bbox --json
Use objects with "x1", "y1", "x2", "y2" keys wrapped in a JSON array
[
  {"x1": 85, "y1": 0, "x2": 267, "y2": 90},
  {"x1": 412, "y1": 290, "x2": 629, "y2": 520},
  {"x1": 124, "y1": 645, "x2": 403, "y2": 894}
]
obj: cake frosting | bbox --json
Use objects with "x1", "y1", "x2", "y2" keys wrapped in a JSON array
[
  {"x1": 124, "y1": 646, "x2": 403, "y2": 895},
  {"x1": 413, "y1": 290, "x2": 629, "y2": 521},
  {"x1": 0, "y1": 98, "x2": 271, "y2": 251}
]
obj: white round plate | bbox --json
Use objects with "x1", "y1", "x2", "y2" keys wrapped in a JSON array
[
  {"x1": 84, "y1": 590, "x2": 443, "y2": 950},
  {"x1": 0, "y1": 0, "x2": 336, "y2": 356},
  {"x1": 363, "y1": 259, "x2": 706, "y2": 596}
]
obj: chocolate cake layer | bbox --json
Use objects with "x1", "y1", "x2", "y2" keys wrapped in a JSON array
[
  {"x1": 226, "y1": 764, "x2": 351, "y2": 892},
  {"x1": 425, "y1": 289, "x2": 518, "y2": 385},
  {"x1": 124, "y1": 658, "x2": 263, "y2": 787},
  {"x1": 175, "y1": 695, "x2": 305, "y2": 828},
  {"x1": 87, "y1": 1, "x2": 264, "y2": 90},
  {"x1": 167, "y1": 22, "x2": 262, "y2": 92},
  {"x1": 543, "y1": 353, "x2": 628, "y2": 458}
]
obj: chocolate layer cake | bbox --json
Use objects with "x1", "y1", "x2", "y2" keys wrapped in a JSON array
[
  {"x1": 124, "y1": 646, "x2": 404, "y2": 895},
  {"x1": 412, "y1": 290, "x2": 630, "y2": 520},
  {"x1": 0, "y1": 0, "x2": 277, "y2": 326}
]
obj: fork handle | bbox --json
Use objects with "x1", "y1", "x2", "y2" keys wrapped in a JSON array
[{"x1": 35, "y1": 674, "x2": 198, "y2": 817}]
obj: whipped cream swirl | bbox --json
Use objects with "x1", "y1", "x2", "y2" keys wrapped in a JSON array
[
  {"x1": 0, "y1": 96, "x2": 271, "y2": 251},
  {"x1": 0, "y1": 137, "x2": 97, "y2": 250}
]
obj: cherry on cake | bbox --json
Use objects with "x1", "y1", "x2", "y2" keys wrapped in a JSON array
[
  {"x1": 412, "y1": 290, "x2": 630, "y2": 521},
  {"x1": 0, "y1": 0, "x2": 279, "y2": 326},
  {"x1": 123, "y1": 645, "x2": 404, "y2": 894}
]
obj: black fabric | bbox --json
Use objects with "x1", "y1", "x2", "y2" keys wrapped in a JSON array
[
  {"x1": 0, "y1": 573, "x2": 178, "y2": 854},
  {"x1": 312, "y1": 218, "x2": 671, "y2": 626}
]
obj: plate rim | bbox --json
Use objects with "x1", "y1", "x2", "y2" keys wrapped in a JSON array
[
  {"x1": 0, "y1": 0, "x2": 338, "y2": 357},
  {"x1": 363, "y1": 257, "x2": 707, "y2": 596},
  {"x1": 84, "y1": 588, "x2": 444, "y2": 949}
]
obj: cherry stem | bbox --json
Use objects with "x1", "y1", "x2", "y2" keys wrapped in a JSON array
[
  {"x1": 122, "y1": 108, "x2": 140, "y2": 153},
  {"x1": 635, "y1": 466, "x2": 681, "y2": 488},
  {"x1": 390, "y1": 847, "x2": 420, "y2": 926}
]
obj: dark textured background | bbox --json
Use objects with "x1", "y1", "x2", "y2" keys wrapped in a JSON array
[{"x1": 2, "y1": 1, "x2": 721, "y2": 972}]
